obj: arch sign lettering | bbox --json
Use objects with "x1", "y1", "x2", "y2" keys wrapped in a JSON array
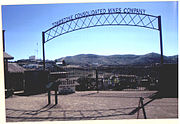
[
  {"x1": 51, "y1": 8, "x2": 146, "y2": 26},
  {"x1": 42, "y1": 8, "x2": 163, "y2": 70}
]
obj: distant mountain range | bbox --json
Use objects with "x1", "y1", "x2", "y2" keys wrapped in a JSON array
[{"x1": 56, "y1": 53, "x2": 178, "y2": 66}]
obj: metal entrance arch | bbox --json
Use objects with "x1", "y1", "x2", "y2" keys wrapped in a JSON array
[{"x1": 42, "y1": 12, "x2": 163, "y2": 70}]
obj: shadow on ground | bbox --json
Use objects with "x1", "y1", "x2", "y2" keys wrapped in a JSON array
[
  {"x1": 7, "y1": 91, "x2": 175, "y2": 122},
  {"x1": 6, "y1": 104, "x2": 136, "y2": 121},
  {"x1": 6, "y1": 93, "x2": 158, "y2": 121},
  {"x1": 8, "y1": 90, "x2": 45, "y2": 97}
]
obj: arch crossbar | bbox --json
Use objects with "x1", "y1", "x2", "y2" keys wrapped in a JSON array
[
  {"x1": 42, "y1": 12, "x2": 163, "y2": 70},
  {"x1": 44, "y1": 13, "x2": 159, "y2": 43}
]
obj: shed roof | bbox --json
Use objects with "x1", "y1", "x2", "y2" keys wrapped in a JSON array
[
  {"x1": 3, "y1": 52, "x2": 14, "y2": 60},
  {"x1": 8, "y1": 63, "x2": 25, "y2": 73}
]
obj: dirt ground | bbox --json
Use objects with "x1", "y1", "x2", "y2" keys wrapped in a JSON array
[{"x1": 5, "y1": 91, "x2": 178, "y2": 122}]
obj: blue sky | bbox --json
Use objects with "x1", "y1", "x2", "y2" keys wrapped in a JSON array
[{"x1": 1, "y1": 1, "x2": 178, "y2": 60}]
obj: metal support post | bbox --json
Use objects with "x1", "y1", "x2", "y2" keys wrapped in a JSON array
[
  {"x1": 140, "y1": 97, "x2": 147, "y2": 119},
  {"x1": 2, "y1": 30, "x2": 8, "y2": 90},
  {"x1": 96, "y1": 69, "x2": 99, "y2": 93},
  {"x1": 55, "y1": 90, "x2": 58, "y2": 104},
  {"x1": 2, "y1": 30, "x2": 5, "y2": 52},
  {"x1": 42, "y1": 32, "x2": 45, "y2": 70},
  {"x1": 137, "y1": 97, "x2": 141, "y2": 119},
  {"x1": 48, "y1": 91, "x2": 51, "y2": 104},
  {"x1": 2, "y1": 30, "x2": 5, "y2": 82},
  {"x1": 158, "y1": 16, "x2": 164, "y2": 65}
]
